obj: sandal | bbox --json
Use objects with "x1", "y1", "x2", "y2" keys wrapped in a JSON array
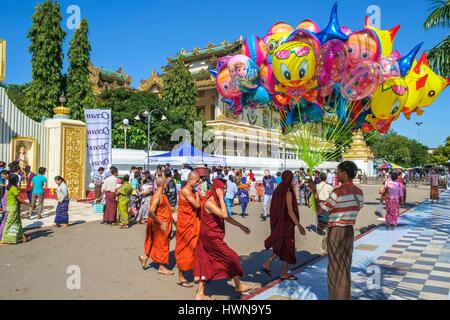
[
  {"x1": 158, "y1": 270, "x2": 175, "y2": 276},
  {"x1": 177, "y1": 281, "x2": 194, "y2": 288},
  {"x1": 280, "y1": 275, "x2": 298, "y2": 281}
]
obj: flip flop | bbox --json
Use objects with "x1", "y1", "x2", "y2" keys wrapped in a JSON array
[
  {"x1": 280, "y1": 275, "x2": 298, "y2": 281},
  {"x1": 261, "y1": 267, "x2": 272, "y2": 277},
  {"x1": 177, "y1": 281, "x2": 194, "y2": 288}
]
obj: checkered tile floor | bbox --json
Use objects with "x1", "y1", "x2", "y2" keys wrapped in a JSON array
[{"x1": 353, "y1": 193, "x2": 450, "y2": 300}]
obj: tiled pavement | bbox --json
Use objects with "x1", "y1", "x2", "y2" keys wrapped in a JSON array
[{"x1": 246, "y1": 190, "x2": 450, "y2": 300}]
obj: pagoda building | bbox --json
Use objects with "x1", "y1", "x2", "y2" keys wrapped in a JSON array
[
  {"x1": 88, "y1": 63, "x2": 133, "y2": 95},
  {"x1": 342, "y1": 130, "x2": 375, "y2": 176}
]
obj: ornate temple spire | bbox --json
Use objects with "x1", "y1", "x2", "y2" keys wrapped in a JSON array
[{"x1": 342, "y1": 130, "x2": 374, "y2": 161}]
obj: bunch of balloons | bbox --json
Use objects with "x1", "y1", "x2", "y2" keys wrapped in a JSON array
[{"x1": 210, "y1": 2, "x2": 449, "y2": 133}]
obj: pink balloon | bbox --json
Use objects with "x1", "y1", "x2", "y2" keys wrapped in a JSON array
[
  {"x1": 379, "y1": 56, "x2": 401, "y2": 79},
  {"x1": 316, "y1": 39, "x2": 349, "y2": 88},
  {"x1": 340, "y1": 61, "x2": 384, "y2": 101},
  {"x1": 391, "y1": 50, "x2": 402, "y2": 60},
  {"x1": 340, "y1": 26, "x2": 353, "y2": 36}
]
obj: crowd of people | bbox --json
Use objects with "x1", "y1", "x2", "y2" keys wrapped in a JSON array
[
  {"x1": 1, "y1": 157, "x2": 447, "y2": 300},
  {"x1": 87, "y1": 161, "x2": 364, "y2": 300},
  {"x1": 0, "y1": 160, "x2": 70, "y2": 245}
]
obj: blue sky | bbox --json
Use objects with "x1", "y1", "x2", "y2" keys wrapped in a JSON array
[{"x1": 1, "y1": 0, "x2": 449, "y2": 148}]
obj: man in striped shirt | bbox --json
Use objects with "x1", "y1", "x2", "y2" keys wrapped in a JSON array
[{"x1": 309, "y1": 161, "x2": 364, "y2": 300}]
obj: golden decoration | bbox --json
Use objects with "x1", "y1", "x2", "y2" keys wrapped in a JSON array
[{"x1": 61, "y1": 124, "x2": 87, "y2": 200}]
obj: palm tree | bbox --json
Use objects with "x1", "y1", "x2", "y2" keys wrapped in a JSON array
[{"x1": 423, "y1": 0, "x2": 450, "y2": 76}]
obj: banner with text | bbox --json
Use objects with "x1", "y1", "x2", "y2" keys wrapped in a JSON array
[{"x1": 84, "y1": 109, "x2": 112, "y2": 172}]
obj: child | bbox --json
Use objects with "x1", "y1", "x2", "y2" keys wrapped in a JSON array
[
  {"x1": 256, "y1": 183, "x2": 263, "y2": 202},
  {"x1": 237, "y1": 184, "x2": 250, "y2": 218}
]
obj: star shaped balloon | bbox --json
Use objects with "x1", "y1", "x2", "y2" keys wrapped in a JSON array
[{"x1": 316, "y1": 2, "x2": 349, "y2": 44}]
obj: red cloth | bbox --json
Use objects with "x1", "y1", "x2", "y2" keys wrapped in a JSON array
[
  {"x1": 264, "y1": 171, "x2": 299, "y2": 264},
  {"x1": 193, "y1": 179, "x2": 243, "y2": 281},
  {"x1": 104, "y1": 191, "x2": 117, "y2": 223}
]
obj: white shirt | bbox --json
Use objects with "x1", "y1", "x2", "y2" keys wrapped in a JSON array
[
  {"x1": 317, "y1": 181, "x2": 334, "y2": 201},
  {"x1": 102, "y1": 175, "x2": 117, "y2": 192},
  {"x1": 326, "y1": 173, "x2": 334, "y2": 185},
  {"x1": 180, "y1": 168, "x2": 191, "y2": 181}
]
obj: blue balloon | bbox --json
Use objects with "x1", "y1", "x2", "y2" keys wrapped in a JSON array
[
  {"x1": 397, "y1": 43, "x2": 423, "y2": 77},
  {"x1": 241, "y1": 87, "x2": 271, "y2": 107},
  {"x1": 286, "y1": 99, "x2": 324, "y2": 126},
  {"x1": 316, "y1": 2, "x2": 349, "y2": 44}
]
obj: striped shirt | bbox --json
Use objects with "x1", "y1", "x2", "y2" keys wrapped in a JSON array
[{"x1": 319, "y1": 182, "x2": 364, "y2": 227}]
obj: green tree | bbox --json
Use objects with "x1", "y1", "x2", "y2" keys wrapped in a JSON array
[
  {"x1": 24, "y1": 0, "x2": 66, "y2": 121},
  {"x1": 431, "y1": 136, "x2": 450, "y2": 165},
  {"x1": 4, "y1": 83, "x2": 29, "y2": 112},
  {"x1": 366, "y1": 131, "x2": 431, "y2": 167},
  {"x1": 66, "y1": 19, "x2": 95, "y2": 121},
  {"x1": 162, "y1": 59, "x2": 208, "y2": 147},
  {"x1": 424, "y1": 0, "x2": 450, "y2": 76},
  {"x1": 97, "y1": 88, "x2": 168, "y2": 150}
]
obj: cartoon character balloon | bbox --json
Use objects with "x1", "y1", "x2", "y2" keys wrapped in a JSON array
[
  {"x1": 402, "y1": 53, "x2": 450, "y2": 118},
  {"x1": 227, "y1": 55, "x2": 260, "y2": 94},
  {"x1": 260, "y1": 63, "x2": 276, "y2": 94},
  {"x1": 272, "y1": 42, "x2": 317, "y2": 102},
  {"x1": 370, "y1": 77, "x2": 409, "y2": 120},
  {"x1": 346, "y1": 29, "x2": 381, "y2": 68}
]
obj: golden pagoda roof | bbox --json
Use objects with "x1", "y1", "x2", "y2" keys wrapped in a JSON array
[
  {"x1": 342, "y1": 130, "x2": 375, "y2": 161},
  {"x1": 138, "y1": 70, "x2": 163, "y2": 92}
]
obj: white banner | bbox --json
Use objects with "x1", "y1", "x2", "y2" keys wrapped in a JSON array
[{"x1": 84, "y1": 109, "x2": 112, "y2": 172}]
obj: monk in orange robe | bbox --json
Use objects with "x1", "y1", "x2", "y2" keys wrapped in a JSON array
[
  {"x1": 139, "y1": 176, "x2": 174, "y2": 275},
  {"x1": 175, "y1": 171, "x2": 201, "y2": 288}
]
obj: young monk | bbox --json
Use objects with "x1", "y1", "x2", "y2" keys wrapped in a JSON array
[
  {"x1": 139, "y1": 176, "x2": 174, "y2": 275},
  {"x1": 194, "y1": 178, "x2": 253, "y2": 300},
  {"x1": 175, "y1": 171, "x2": 201, "y2": 288}
]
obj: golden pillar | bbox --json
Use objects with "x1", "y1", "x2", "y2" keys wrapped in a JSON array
[{"x1": 45, "y1": 94, "x2": 87, "y2": 200}]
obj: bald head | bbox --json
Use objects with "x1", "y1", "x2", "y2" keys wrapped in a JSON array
[
  {"x1": 155, "y1": 176, "x2": 166, "y2": 188},
  {"x1": 188, "y1": 171, "x2": 200, "y2": 180},
  {"x1": 187, "y1": 171, "x2": 201, "y2": 189}
]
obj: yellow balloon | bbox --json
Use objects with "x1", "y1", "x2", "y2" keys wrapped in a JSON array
[
  {"x1": 371, "y1": 77, "x2": 408, "y2": 120},
  {"x1": 365, "y1": 17, "x2": 400, "y2": 57},
  {"x1": 272, "y1": 42, "x2": 316, "y2": 88},
  {"x1": 402, "y1": 53, "x2": 450, "y2": 119}
]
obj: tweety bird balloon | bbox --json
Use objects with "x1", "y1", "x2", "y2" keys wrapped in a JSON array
[
  {"x1": 402, "y1": 53, "x2": 450, "y2": 118},
  {"x1": 365, "y1": 17, "x2": 400, "y2": 57},
  {"x1": 370, "y1": 77, "x2": 409, "y2": 120},
  {"x1": 272, "y1": 42, "x2": 317, "y2": 102}
]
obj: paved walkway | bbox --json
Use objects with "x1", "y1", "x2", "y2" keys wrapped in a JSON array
[
  {"x1": 21, "y1": 200, "x2": 101, "y2": 230},
  {"x1": 246, "y1": 190, "x2": 450, "y2": 300}
]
